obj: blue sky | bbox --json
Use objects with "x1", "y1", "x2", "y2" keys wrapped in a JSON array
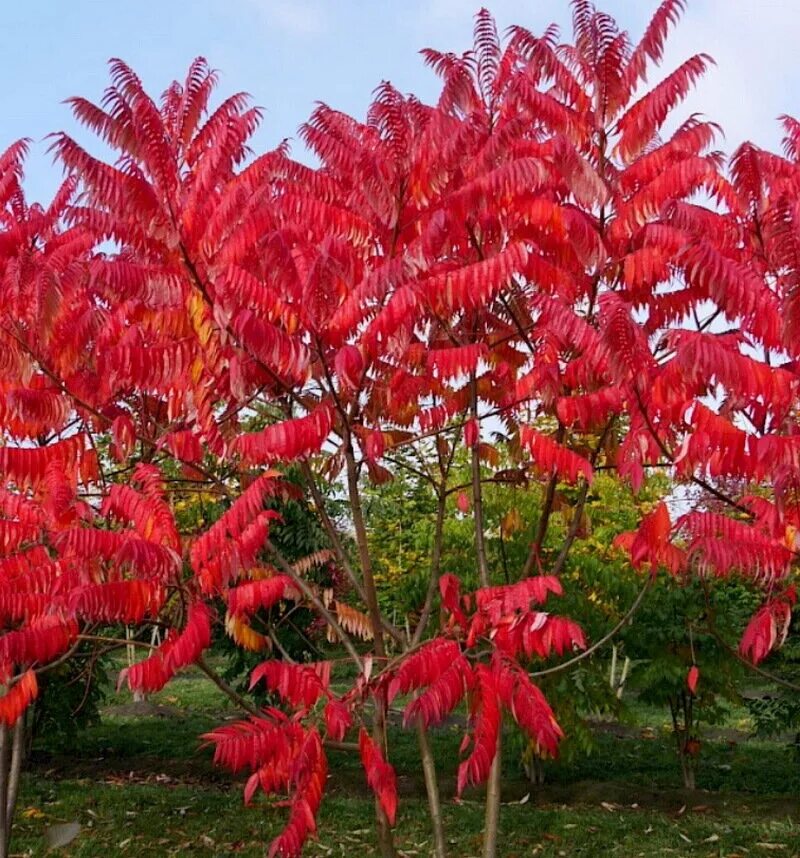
[{"x1": 3, "y1": 0, "x2": 799, "y2": 203}]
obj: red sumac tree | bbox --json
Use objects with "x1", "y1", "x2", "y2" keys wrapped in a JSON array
[{"x1": 1, "y1": 2, "x2": 798, "y2": 857}]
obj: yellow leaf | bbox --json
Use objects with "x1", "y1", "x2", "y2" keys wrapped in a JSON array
[
  {"x1": 225, "y1": 613, "x2": 270, "y2": 652},
  {"x1": 23, "y1": 807, "x2": 45, "y2": 819}
]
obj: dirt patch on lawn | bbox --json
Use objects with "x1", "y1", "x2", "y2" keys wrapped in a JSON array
[{"x1": 27, "y1": 748, "x2": 800, "y2": 822}]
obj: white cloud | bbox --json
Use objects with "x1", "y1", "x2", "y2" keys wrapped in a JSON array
[{"x1": 241, "y1": 0, "x2": 326, "y2": 38}]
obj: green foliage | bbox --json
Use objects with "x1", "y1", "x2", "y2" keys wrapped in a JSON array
[
  {"x1": 32, "y1": 645, "x2": 107, "y2": 749},
  {"x1": 745, "y1": 636, "x2": 800, "y2": 739},
  {"x1": 620, "y1": 577, "x2": 758, "y2": 715}
]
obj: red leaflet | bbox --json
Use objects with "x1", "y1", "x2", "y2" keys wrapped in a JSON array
[
  {"x1": 363, "y1": 429, "x2": 385, "y2": 463},
  {"x1": 423, "y1": 244, "x2": 529, "y2": 314},
  {"x1": 387, "y1": 638, "x2": 462, "y2": 703},
  {"x1": 616, "y1": 501, "x2": 684, "y2": 575},
  {"x1": 234, "y1": 404, "x2": 333, "y2": 464},
  {"x1": 359, "y1": 728, "x2": 398, "y2": 826},
  {"x1": 494, "y1": 659, "x2": 563, "y2": 757},
  {"x1": 232, "y1": 310, "x2": 310, "y2": 386},
  {"x1": 123, "y1": 603, "x2": 210, "y2": 693},
  {"x1": 68, "y1": 580, "x2": 164, "y2": 624},
  {"x1": 403, "y1": 655, "x2": 471, "y2": 728},
  {"x1": 0, "y1": 592, "x2": 48, "y2": 624},
  {"x1": 492, "y1": 613, "x2": 586, "y2": 660},
  {"x1": 520, "y1": 427, "x2": 593, "y2": 485},
  {"x1": 0, "y1": 521, "x2": 35, "y2": 557},
  {"x1": 190, "y1": 472, "x2": 283, "y2": 565},
  {"x1": 0, "y1": 435, "x2": 95, "y2": 490},
  {"x1": 457, "y1": 664, "x2": 500, "y2": 795},
  {"x1": 0, "y1": 384, "x2": 70, "y2": 439},
  {"x1": 227, "y1": 576, "x2": 299, "y2": 617},
  {"x1": 463, "y1": 418, "x2": 479, "y2": 450},
  {"x1": 617, "y1": 55, "x2": 712, "y2": 163},
  {"x1": 268, "y1": 730, "x2": 328, "y2": 858},
  {"x1": 426, "y1": 344, "x2": 487, "y2": 380},
  {"x1": 456, "y1": 491, "x2": 470, "y2": 513},
  {"x1": 0, "y1": 670, "x2": 38, "y2": 728},
  {"x1": 110, "y1": 414, "x2": 136, "y2": 462},
  {"x1": 334, "y1": 345, "x2": 364, "y2": 392},
  {"x1": 740, "y1": 590, "x2": 796, "y2": 665},
  {"x1": 102, "y1": 483, "x2": 180, "y2": 549},
  {"x1": 475, "y1": 577, "x2": 563, "y2": 620},
  {"x1": 244, "y1": 758, "x2": 293, "y2": 806},
  {"x1": 687, "y1": 665, "x2": 700, "y2": 694},
  {"x1": 158, "y1": 429, "x2": 203, "y2": 464},
  {"x1": 204, "y1": 709, "x2": 304, "y2": 774},
  {"x1": 556, "y1": 387, "x2": 624, "y2": 431},
  {"x1": 0, "y1": 616, "x2": 78, "y2": 680},
  {"x1": 250, "y1": 661, "x2": 330, "y2": 709},
  {"x1": 323, "y1": 698, "x2": 352, "y2": 741},
  {"x1": 122, "y1": 646, "x2": 171, "y2": 695},
  {"x1": 679, "y1": 512, "x2": 791, "y2": 582},
  {"x1": 439, "y1": 574, "x2": 467, "y2": 628},
  {"x1": 164, "y1": 602, "x2": 212, "y2": 673}
]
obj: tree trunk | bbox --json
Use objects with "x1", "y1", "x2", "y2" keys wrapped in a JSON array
[
  {"x1": 483, "y1": 730, "x2": 502, "y2": 858},
  {"x1": 0, "y1": 724, "x2": 9, "y2": 858},
  {"x1": 0, "y1": 718, "x2": 23, "y2": 858},
  {"x1": 469, "y1": 379, "x2": 489, "y2": 588},
  {"x1": 680, "y1": 755, "x2": 696, "y2": 790},
  {"x1": 343, "y1": 447, "x2": 397, "y2": 858},
  {"x1": 417, "y1": 719, "x2": 447, "y2": 858},
  {"x1": 411, "y1": 492, "x2": 447, "y2": 647},
  {"x1": 669, "y1": 696, "x2": 697, "y2": 792},
  {"x1": 127, "y1": 626, "x2": 146, "y2": 703},
  {"x1": 524, "y1": 750, "x2": 545, "y2": 786}
]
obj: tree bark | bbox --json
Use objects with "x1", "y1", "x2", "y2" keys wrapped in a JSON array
[
  {"x1": 522, "y1": 426, "x2": 566, "y2": 578},
  {"x1": 0, "y1": 725, "x2": 8, "y2": 858},
  {"x1": 343, "y1": 444, "x2": 397, "y2": 858},
  {"x1": 468, "y1": 374, "x2": 499, "y2": 855},
  {"x1": 5, "y1": 721, "x2": 22, "y2": 844},
  {"x1": 469, "y1": 378, "x2": 489, "y2": 588},
  {"x1": 483, "y1": 730, "x2": 502, "y2": 858},
  {"x1": 344, "y1": 444, "x2": 387, "y2": 659},
  {"x1": 411, "y1": 491, "x2": 447, "y2": 647},
  {"x1": 417, "y1": 718, "x2": 447, "y2": 858},
  {"x1": 0, "y1": 719, "x2": 20, "y2": 858}
]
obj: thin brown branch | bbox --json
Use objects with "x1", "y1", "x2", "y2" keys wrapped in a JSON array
[
  {"x1": 267, "y1": 539, "x2": 364, "y2": 667},
  {"x1": 530, "y1": 572, "x2": 654, "y2": 679}
]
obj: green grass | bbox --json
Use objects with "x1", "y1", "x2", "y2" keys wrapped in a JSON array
[
  {"x1": 14, "y1": 778, "x2": 800, "y2": 857},
  {"x1": 16, "y1": 670, "x2": 800, "y2": 856}
]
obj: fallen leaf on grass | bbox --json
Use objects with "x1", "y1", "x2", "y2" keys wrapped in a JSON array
[{"x1": 22, "y1": 807, "x2": 45, "y2": 819}]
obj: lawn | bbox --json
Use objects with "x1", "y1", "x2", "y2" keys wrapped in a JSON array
[{"x1": 14, "y1": 669, "x2": 800, "y2": 857}]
